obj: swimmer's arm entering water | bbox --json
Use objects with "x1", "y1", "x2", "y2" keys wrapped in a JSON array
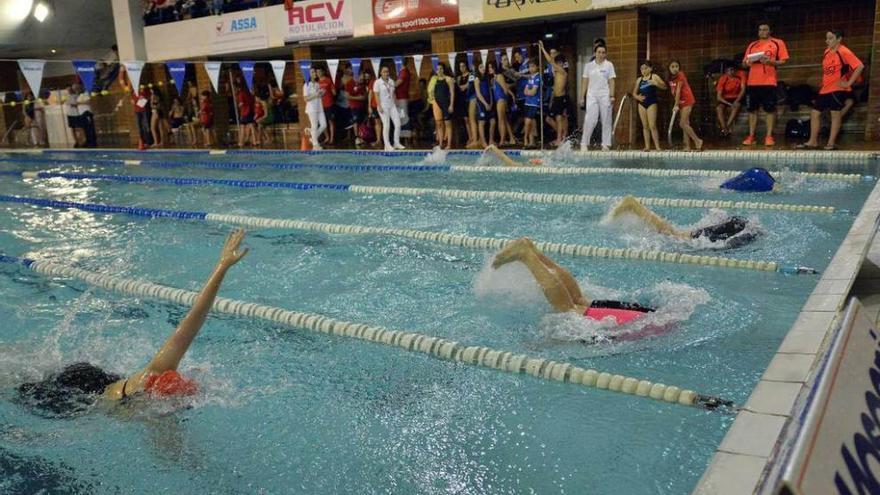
[
  {"x1": 609, "y1": 196, "x2": 691, "y2": 239},
  {"x1": 102, "y1": 229, "x2": 249, "y2": 400},
  {"x1": 485, "y1": 144, "x2": 541, "y2": 167}
]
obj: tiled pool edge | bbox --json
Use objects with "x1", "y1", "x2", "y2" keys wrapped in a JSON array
[{"x1": 692, "y1": 177, "x2": 880, "y2": 495}]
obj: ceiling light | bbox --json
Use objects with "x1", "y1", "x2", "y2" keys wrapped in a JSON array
[
  {"x1": 4, "y1": 0, "x2": 34, "y2": 22},
  {"x1": 50, "y1": 48, "x2": 55, "y2": 54},
  {"x1": 544, "y1": 33, "x2": 555, "y2": 39},
  {"x1": 33, "y1": 1, "x2": 48, "y2": 22}
]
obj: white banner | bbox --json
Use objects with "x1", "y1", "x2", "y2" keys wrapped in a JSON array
[
  {"x1": 212, "y1": 9, "x2": 268, "y2": 54},
  {"x1": 204, "y1": 61, "x2": 222, "y2": 93},
  {"x1": 370, "y1": 57, "x2": 381, "y2": 75},
  {"x1": 122, "y1": 60, "x2": 145, "y2": 95},
  {"x1": 18, "y1": 59, "x2": 45, "y2": 96},
  {"x1": 283, "y1": 0, "x2": 353, "y2": 42},
  {"x1": 413, "y1": 54, "x2": 424, "y2": 76},
  {"x1": 270, "y1": 60, "x2": 287, "y2": 87},
  {"x1": 447, "y1": 52, "x2": 456, "y2": 71},
  {"x1": 327, "y1": 59, "x2": 339, "y2": 80},
  {"x1": 480, "y1": 49, "x2": 488, "y2": 65}
]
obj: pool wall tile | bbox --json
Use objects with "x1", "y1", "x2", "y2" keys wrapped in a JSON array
[{"x1": 718, "y1": 411, "x2": 788, "y2": 457}]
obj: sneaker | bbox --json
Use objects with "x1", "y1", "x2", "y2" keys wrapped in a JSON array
[
  {"x1": 764, "y1": 135, "x2": 775, "y2": 146},
  {"x1": 313, "y1": 145, "x2": 323, "y2": 151},
  {"x1": 742, "y1": 135, "x2": 756, "y2": 145},
  {"x1": 601, "y1": 145, "x2": 611, "y2": 151},
  {"x1": 355, "y1": 138, "x2": 364, "y2": 146},
  {"x1": 393, "y1": 144, "x2": 406, "y2": 150},
  {"x1": 384, "y1": 146, "x2": 394, "y2": 152}
]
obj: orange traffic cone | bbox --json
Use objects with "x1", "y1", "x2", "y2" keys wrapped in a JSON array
[
  {"x1": 138, "y1": 138, "x2": 146, "y2": 151},
  {"x1": 300, "y1": 128, "x2": 312, "y2": 151}
]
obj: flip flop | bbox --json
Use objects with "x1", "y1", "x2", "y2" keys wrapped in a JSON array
[{"x1": 794, "y1": 144, "x2": 819, "y2": 150}]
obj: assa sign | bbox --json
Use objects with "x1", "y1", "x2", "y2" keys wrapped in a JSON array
[
  {"x1": 284, "y1": 0, "x2": 353, "y2": 42},
  {"x1": 216, "y1": 15, "x2": 258, "y2": 36}
]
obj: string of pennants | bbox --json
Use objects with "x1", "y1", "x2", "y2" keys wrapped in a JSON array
[{"x1": 8, "y1": 45, "x2": 534, "y2": 103}]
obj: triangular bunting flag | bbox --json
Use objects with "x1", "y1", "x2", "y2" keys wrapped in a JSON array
[
  {"x1": 480, "y1": 49, "x2": 489, "y2": 65},
  {"x1": 122, "y1": 60, "x2": 145, "y2": 95},
  {"x1": 270, "y1": 60, "x2": 287, "y2": 87},
  {"x1": 447, "y1": 52, "x2": 457, "y2": 72},
  {"x1": 351, "y1": 58, "x2": 361, "y2": 77},
  {"x1": 18, "y1": 59, "x2": 45, "y2": 96},
  {"x1": 370, "y1": 58, "x2": 381, "y2": 75},
  {"x1": 466, "y1": 51, "x2": 474, "y2": 69},
  {"x1": 72, "y1": 60, "x2": 97, "y2": 93},
  {"x1": 393, "y1": 56, "x2": 403, "y2": 74},
  {"x1": 431, "y1": 55, "x2": 439, "y2": 73},
  {"x1": 413, "y1": 55, "x2": 424, "y2": 76},
  {"x1": 204, "y1": 61, "x2": 222, "y2": 93},
  {"x1": 506, "y1": 47, "x2": 513, "y2": 63},
  {"x1": 239, "y1": 61, "x2": 255, "y2": 92},
  {"x1": 166, "y1": 60, "x2": 186, "y2": 95},
  {"x1": 327, "y1": 59, "x2": 339, "y2": 81}
]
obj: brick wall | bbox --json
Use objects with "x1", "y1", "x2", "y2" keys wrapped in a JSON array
[
  {"x1": 649, "y1": 0, "x2": 876, "y2": 141},
  {"x1": 606, "y1": 9, "x2": 649, "y2": 145},
  {"x1": 866, "y1": 0, "x2": 880, "y2": 140}
]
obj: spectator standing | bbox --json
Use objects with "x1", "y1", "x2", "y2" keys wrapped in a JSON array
[
  {"x1": 798, "y1": 29, "x2": 865, "y2": 150},
  {"x1": 494, "y1": 56, "x2": 517, "y2": 146},
  {"x1": 431, "y1": 65, "x2": 455, "y2": 149},
  {"x1": 75, "y1": 83, "x2": 97, "y2": 147},
  {"x1": 347, "y1": 71, "x2": 368, "y2": 145},
  {"x1": 668, "y1": 60, "x2": 703, "y2": 151},
  {"x1": 456, "y1": 61, "x2": 476, "y2": 148},
  {"x1": 540, "y1": 42, "x2": 570, "y2": 146},
  {"x1": 522, "y1": 60, "x2": 541, "y2": 149},
  {"x1": 131, "y1": 86, "x2": 152, "y2": 148},
  {"x1": 632, "y1": 61, "x2": 666, "y2": 151},
  {"x1": 198, "y1": 90, "x2": 214, "y2": 147},
  {"x1": 150, "y1": 91, "x2": 167, "y2": 147},
  {"x1": 395, "y1": 59, "x2": 412, "y2": 139},
  {"x1": 317, "y1": 67, "x2": 336, "y2": 145},
  {"x1": 715, "y1": 64, "x2": 746, "y2": 137},
  {"x1": 64, "y1": 85, "x2": 84, "y2": 147},
  {"x1": 373, "y1": 66, "x2": 405, "y2": 151},
  {"x1": 367, "y1": 72, "x2": 382, "y2": 148},
  {"x1": 337, "y1": 64, "x2": 355, "y2": 141},
  {"x1": 474, "y1": 62, "x2": 496, "y2": 148},
  {"x1": 579, "y1": 45, "x2": 616, "y2": 151},
  {"x1": 169, "y1": 96, "x2": 187, "y2": 146},
  {"x1": 303, "y1": 67, "x2": 327, "y2": 150},
  {"x1": 22, "y1": 90, "x2": 47, "y2": 147},
  {"x1": 741, "y1": 22, "x2": 789, "y2": 146},
  {"x1": 235, "y1": 79, "x2": 256, "y2": 147}
]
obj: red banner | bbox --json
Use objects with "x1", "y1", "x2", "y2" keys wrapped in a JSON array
[{"x1": 372, "y1": 0, "x2": 459, "y2": 35}]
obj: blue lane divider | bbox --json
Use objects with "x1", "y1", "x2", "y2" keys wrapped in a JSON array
[
  {"x1": 29, "y1": 172, "x2": 352, "y2": 191},
  {"x1": 0, "y1": 156, "x2": 453, "y2": 173},
  {"x1": 0, "y1": 194, "x2": 208, "y2": 219},
  {"x1": 0, "y1": 254, "x2": 34, "y2": 267}
]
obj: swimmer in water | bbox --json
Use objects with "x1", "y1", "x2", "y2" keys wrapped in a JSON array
[
  {"x1": 492, "y1": 237, "x2": 654, "y2": 325},
  {"x1": 17, "y1": 229, "x2": 249, "y2": 416},
  {"x1": 483, "y1": 144, "x2": 543, "y2": 166},
  {"x1": 609, "y1": 195, "x2": 759, "y2": 248}
]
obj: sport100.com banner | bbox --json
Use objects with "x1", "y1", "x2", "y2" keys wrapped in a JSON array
[{"x1": 372, "y1": 0, "x2": 460, "y2": 35}]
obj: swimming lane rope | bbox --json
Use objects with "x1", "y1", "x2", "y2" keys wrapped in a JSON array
[
  {"x1": 0, "y1": 156, "x2": 864, "y2": 182},
  {"x1": 17, "y1": 171, "x2": 837, "y2": 213},
  {"x1": 0, "y1": 254, "x2": 735, "y2": 411},
  {"x1": 0, "y1": 194, "x2": 821, "y2": 274}
]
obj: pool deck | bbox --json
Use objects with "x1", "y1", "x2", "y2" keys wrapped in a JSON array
[
  {"x1": 4, "y1": 146, "x2": 879, "y2": 493},
  {"x1": 694, "y1": 169, "x2": 880, "y2": 494}
]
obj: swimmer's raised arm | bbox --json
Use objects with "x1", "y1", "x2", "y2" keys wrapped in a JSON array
[
  {"x1": 146, "y1": 228, "x2": 249, "y2": 374},
  {"x1": 103, "y1": 229, "x2": 248, "y2": 400},
  {"x1": 609, "y1": 196, "x2": 691, "y2": 239}
]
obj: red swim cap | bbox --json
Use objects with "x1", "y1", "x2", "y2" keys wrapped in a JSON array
[{"x1": 144, "y1": 370, "x2": 198, "y2": 397}]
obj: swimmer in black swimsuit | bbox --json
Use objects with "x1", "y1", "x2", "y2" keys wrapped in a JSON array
[{"x1": 609, "y1": 196, "x2": 759, "y2": 248}]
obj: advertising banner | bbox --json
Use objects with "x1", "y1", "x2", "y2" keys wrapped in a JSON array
[
  {"x1": 284, "y1": 0, "x2": 354, "y2": 42},
  {"x1": 372, "y1": 0, "x2": 459, "y2": 35},
  {"x1": 210, "y1": 9, "x2": 269, "y2": 55},
  {"x1": 483, "y1": 0, "x2": 591, "y2": 23}
]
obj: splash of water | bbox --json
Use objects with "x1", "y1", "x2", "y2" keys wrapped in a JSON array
[{"x1": 421, "y1": 147, "x2": 448, "y2": 165}]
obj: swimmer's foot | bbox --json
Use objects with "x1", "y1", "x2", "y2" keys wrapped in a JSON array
[{"x1": 492, "y1": 238, "x2": 533, "y2": 268}]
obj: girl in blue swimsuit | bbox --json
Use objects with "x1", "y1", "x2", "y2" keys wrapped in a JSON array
[{"x1": 632, "y1": 61, "x2": 666, "y2": 151}]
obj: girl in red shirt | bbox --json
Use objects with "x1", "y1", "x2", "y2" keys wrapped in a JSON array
[
  {"x1": 668, "y1": 60, "x2": 703, "y2": 151},
  {"x1": 715, "y1": 66, "x2": 746, "y2": 137}
]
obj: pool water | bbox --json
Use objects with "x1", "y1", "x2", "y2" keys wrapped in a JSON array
[{"x1": 0, "y1": 150, "x2": 875, "y2": 494}]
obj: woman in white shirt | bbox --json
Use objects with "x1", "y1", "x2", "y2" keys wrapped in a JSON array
[
  {"x1": 579, "y1": 45, "x2": 616, "y2": 151},
  {"x1": 302, "y1": 67, "x2": 327, "y2": 150},
  {"x1": 373, "y1": 66, "x2": 405, "y2": 151}
]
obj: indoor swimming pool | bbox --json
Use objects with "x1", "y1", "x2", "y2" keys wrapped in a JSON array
[{"x1": 0, "y1": 149, "x2": 876, "y2": 494}]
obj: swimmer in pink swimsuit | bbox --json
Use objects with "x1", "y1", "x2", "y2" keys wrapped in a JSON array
[{"x1": 492, "y1": 237, "x2": 654, "y2": 325}]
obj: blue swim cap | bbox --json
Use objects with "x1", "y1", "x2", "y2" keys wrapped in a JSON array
[{"x1": 720, "y1": 168, "x2": 776, "y2": 192}]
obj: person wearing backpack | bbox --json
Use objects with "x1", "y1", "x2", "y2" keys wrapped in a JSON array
[
  {"x1": 741, "y1": 23, "x2": 789, "y2": 147},
  {"x1": 797, "y1": 29, "x2": 864, "y2": 150}
]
